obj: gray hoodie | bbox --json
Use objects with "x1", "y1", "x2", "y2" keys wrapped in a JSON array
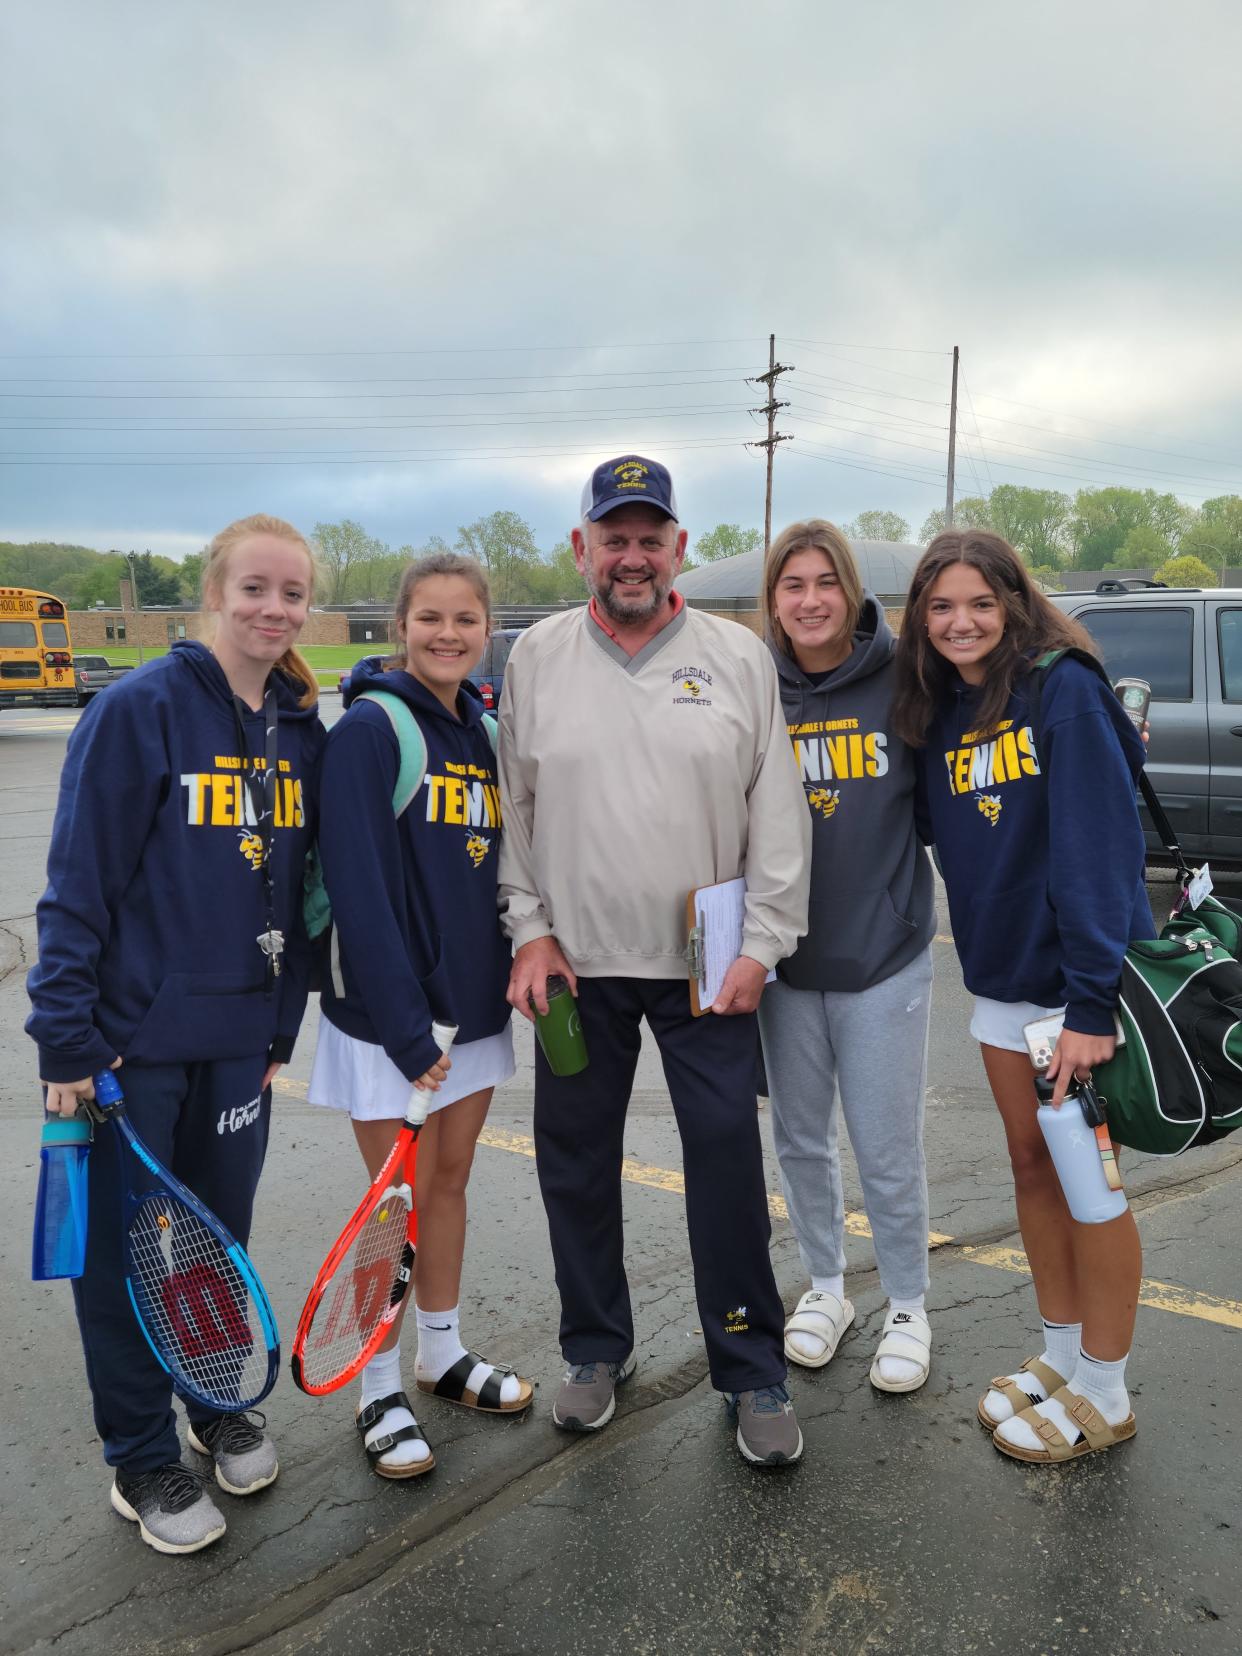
[{"x1": 771, "y1": 594, "x2": 935, "y2": 993}]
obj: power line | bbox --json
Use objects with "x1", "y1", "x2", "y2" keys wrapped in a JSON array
[{"x1": 0, "y1": 336, "x2": 771, "y2": 361}]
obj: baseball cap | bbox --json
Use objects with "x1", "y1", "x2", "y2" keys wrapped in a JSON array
[{"x1": 580, "y1": 455, "x2": 679, "y2": 523}]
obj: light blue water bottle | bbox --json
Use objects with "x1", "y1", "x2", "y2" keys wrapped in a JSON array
[{"x1": 31, "y1": 1113, "x2": 93, "y2": 1281}]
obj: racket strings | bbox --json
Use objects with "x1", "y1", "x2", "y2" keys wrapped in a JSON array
[
  {"x1": 297, "y1": 1189, "x2": 413, "y2": 1390},
  {"x1": 128, "y1": 1195, "x2": 269, "y2": 1409}
]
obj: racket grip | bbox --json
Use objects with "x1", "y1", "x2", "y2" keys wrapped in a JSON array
[{"x1": 408, "y1": 1022, "x2": 458, "y2": 1125}]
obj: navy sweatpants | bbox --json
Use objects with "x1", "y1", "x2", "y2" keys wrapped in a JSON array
[
  {"x1": 533, "y1": 978, "x2": 786, "y2": 1395},
  {"x1": 71, "y1": 1056, "x2": 271, "y2": 1475}
]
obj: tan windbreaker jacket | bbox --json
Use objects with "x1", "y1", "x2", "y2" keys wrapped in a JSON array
[{"x1": 497, "y1": 604, "x2": 810, "y2": 978}]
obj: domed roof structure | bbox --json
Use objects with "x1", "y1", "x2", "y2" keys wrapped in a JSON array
[{"x1": 675, "y1": 538, "x2": 924, "y2": 607}]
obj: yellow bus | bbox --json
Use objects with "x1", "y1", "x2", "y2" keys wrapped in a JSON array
[{"x1": 0, "y1": 588, "x2": 76, "y2": 710}]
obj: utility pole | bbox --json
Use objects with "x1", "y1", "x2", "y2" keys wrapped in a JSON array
[
  {"x1": 944, "y1": 345, "x2": 960, "y2": 527},
  {"x1": 125, "y1": 550, "x2": 146, "y2": 665},
  {"x1": 747, "y1": 333, "x2": 794, "y2": 552}
]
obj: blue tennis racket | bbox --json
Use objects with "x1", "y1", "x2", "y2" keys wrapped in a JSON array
[{"x1": 91, "y1": 1069, "x2": 280, "y2": 1412}]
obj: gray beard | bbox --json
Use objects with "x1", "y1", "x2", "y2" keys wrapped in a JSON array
[{"x1": 588, "y1": 569, "x2": 671, "y2": 626}]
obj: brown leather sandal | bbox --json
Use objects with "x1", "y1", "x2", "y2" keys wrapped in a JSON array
[
  {"x1": 975, "y1": 1357, "x2": 1067, "y2": 1430},
  {"x1": 992, "y1": 1385, "x2": 1137, "y2": 1463}
]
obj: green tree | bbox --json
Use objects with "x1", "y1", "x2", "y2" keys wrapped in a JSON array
[
  {"x1": 918, "y1": 497, "x2": 992, "y2": 543},
  {"x1": 1070, "y1": 487, "x2": 1192, "y2": 570},
  {"x1": 1180, "y1": 495, "x2": 1242, "y2": 571},
  {"x1": 178, "y1": 551, "x2": 204, "y2": 605},
  {"x1": 984, "y1": 486, "x2": 1072, "y2": 569},
  {"x1": 692, "y1": 524, "x2": 762, "y2": 563},
  {"x1": 312, "y1": 519, "x2": 388, "y2": 604},
  {"x1": 1155, "y1": 553, "x2": 1216, "y2": 588},
  {"x1": 455, "y1": 510, "x2": 541, "y2": 604},
  {"x1": 526, "y1": 539, "x2": 585, "y2": 603},
  {"x1": 1117, "y1": 525, "x2": 1173, "y2": 568},
  {"x1": 843, "y1": 510, "x2": 911, "y2": 543},
  {"x1": 121, "y1": 550, "x2": 183, "y2": 606}
]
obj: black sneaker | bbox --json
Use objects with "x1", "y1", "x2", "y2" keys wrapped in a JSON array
[
  {"x1": 110, "y1": 1463, "x2": 227, "y2": 1555},
  {"x1": 187, "y1": 1411, "x2": 279, "y2": 1495}
]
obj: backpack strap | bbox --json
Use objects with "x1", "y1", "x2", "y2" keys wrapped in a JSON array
[
  {"x1": 355, "y1": 688, "x2": 429, "y2": 817},
  {"x1": 1025, "y1": 648, "x2": 1187, "y2": 880}
]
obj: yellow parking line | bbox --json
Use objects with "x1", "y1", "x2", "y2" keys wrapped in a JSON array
[
  {"x1": 276, "y1": 1081, "x2": 1239, "y2": 1331},
  {"x1": 959, "y1": 1242, "x2": 1242, "y2": 1332}
]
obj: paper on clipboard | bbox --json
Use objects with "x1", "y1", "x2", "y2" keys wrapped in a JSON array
[{"x1": 690, "y1": 876, "x2": 776, "y2": 1011}]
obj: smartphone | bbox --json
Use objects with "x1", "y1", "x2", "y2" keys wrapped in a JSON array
[
  {"x1": 1022, "y1": 1011, "x2": 1126, "y2": 1071},
  {"x1": 1113, "y1": 677, "x2": 1151, "y2": 731}
]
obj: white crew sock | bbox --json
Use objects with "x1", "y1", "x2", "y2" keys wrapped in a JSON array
[
  {"x1": 996, "y1": 1349, "x2": 1131, "y2": 1453},
  {"x1": 358, "y1": 1342, "x2": 430, "y2": 1469},
  {"x1": 811, "y1": 1274, "x2": 845, "y2": 1301},
  {"x1": 414, "y1": 1304, "x2": 521, "y2": 1405},
  {"x1": 875, "y1": 1294, "x2": 928, "y2": 1387},
  {"x1": 980, "y1": 1319, "x2": 1081, "y2": 1425},
  {"x1": 787, "y1": 1278, "x2": 850, "y2": 1363}
]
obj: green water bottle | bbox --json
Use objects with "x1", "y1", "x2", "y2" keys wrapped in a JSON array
[{"x1": 532, "y1": 975, "x2": 589, "y2": 1077}]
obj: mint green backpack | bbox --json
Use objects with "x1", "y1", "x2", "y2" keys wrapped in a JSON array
[{"x1": 303, "y1": 688, "x2": 497, "y2": 942}]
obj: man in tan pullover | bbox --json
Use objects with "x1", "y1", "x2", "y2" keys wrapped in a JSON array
[{"x1": 498, "y1": 454, "x2": 811, "y2": 1466}]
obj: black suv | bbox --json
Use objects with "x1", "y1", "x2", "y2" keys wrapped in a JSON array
[{"x1": 1049, "y1": 582, "x2": 1242, "y2": 865}]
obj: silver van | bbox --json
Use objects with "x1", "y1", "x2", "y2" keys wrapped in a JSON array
[{"x1": 1048, "y1": 584, "x2": 1242, "y2": 865}]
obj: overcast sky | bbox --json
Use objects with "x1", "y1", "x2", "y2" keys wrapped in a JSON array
[{"x1": 2, "y1": 0, "x2": 1240, "y2": 560}]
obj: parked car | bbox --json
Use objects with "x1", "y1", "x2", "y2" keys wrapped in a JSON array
[
  {"x1": 1048, "y1": 582, "x2": 1242, "y2": 865},
  {"x1": 336, "y1": 627, "x2": 526, "y2": 708},
  {"x1": 469, "y1": 627, "x2": 524, "y2": 710},
  {"x1": 74, "y1": 655, "x2": 133, "y2": 706}
]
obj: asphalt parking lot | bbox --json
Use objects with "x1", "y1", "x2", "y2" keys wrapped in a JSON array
[{"x1": 1, "y1": 705, "x2": 1239, "y2": 1656}]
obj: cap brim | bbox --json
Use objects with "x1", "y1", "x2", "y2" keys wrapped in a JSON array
[{"x1": 586, "y1": 494, "x2": 677, "y2": 523}]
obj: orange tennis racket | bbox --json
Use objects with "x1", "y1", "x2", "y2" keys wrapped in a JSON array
[{"x1": 291, "y1": 1022, "x2": 455, "y2": 1395}]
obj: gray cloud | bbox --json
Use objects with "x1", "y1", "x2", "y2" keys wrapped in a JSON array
[{"x1": 2, "y1": 0, "x2": 1240, "y2": 555}]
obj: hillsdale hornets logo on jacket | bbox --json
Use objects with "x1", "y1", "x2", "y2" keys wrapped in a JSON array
[{"x1": 671, "y1": 666, "x2": 713, "y2": 707}]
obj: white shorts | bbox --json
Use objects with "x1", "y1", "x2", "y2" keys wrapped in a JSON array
[
  {"x1": 307, "y1": 1016, "x2": 516, "y2": 1121},
  {"x1": 969, "y1": 996, "x2": 1065, "y2": 1054}
]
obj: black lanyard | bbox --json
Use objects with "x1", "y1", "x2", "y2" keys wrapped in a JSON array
[{"x1": 230, "y1": 686, "x2": 283, "y2": 985}]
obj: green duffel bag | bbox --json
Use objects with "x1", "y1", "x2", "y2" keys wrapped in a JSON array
[
  {"x1": 1028, "y1": 649, "x2": 1242, "y2": 1158},
  {"x1": 1097, "y1": 901, "x2": 1242, "y2": 1157}
]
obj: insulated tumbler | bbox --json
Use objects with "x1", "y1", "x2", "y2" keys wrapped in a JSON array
[
  {"x1": 1035, "y1": 1079, "x2": 1127, "y2": 1224},
  {"x1": 31, "y1": 1113, "x2": 92, "y2": 1280},
  {"x1": 532, "y1": 975, "x2": 589, "y2": 1076}
]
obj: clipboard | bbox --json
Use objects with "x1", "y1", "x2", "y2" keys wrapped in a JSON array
[{"x1": 686, "y1": 876, "x2": 776, "y2": 1015}]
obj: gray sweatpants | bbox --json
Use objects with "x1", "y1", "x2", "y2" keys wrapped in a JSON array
[{"x1": 757, "y1": 947, "x2": 933, "y2": 1301}]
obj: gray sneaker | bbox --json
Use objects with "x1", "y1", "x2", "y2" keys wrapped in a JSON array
[
  {"x1": 187, "y1": 1411, "x2": 279, "y2": 1495},
  {"x1": 111, "y1": 1463, "x2": 227, "y2": 1555},
  {"x1": 552, "y1": 1353, "x2": 637, "y2": 1431},
  {"x1": 727, "y1": 1384, "x2": 804, "y2": 1466}
]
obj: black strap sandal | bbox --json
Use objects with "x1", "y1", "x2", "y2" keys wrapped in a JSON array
[
  {"x1": 418, "y1": 1351, "x2": 534, "y2": 1414},
  {"x1": 355, "y1": 1390, "x2": 435, "y2": 1479}
]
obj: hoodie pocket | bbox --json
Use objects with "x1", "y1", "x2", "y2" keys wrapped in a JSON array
[
  {"x1": 124, "y1": 971, "x2": 276, "y2": 1063},
  {"x1": 782, "y1": 885, "x2": 921, "y2": 993}
]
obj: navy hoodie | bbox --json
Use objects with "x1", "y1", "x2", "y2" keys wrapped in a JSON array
[
  {"x1": 27, "y1": 642, "x2": 325, "y2": 1082},
  {"x1": 771, "y1": 596, "x2": 935, "y2": 992},
  {"x1": 918, "y1": 654, "x2": 1153, "y2": 1034},
  {"x1": 317, "y1": 658, "x2": 511, "y2": 1082}
]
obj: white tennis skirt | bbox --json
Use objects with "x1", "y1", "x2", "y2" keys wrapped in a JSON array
[
  {"x1": 307, "y1": 1016, "x2": 516, "y2": 1121},
  {"x1": 969, "y1": 996, "x2": 1065, "y2": 1054}
]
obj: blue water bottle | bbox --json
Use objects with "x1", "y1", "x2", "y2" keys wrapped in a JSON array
[{"x1": 31, "y1": 1112, "x2": 93, "y2": 1281}]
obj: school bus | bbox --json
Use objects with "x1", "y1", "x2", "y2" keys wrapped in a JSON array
[{"x1": 0, "y1": 588, "x2": 76, "y2": 710}]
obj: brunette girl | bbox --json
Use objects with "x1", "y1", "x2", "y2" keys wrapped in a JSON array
[
  {"x1": 893, "y1": 529, "x2": 1149, "y2": 1463},
  {"x1": 307, "y1": 552, "x2": 529, "y2": 1480}
]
